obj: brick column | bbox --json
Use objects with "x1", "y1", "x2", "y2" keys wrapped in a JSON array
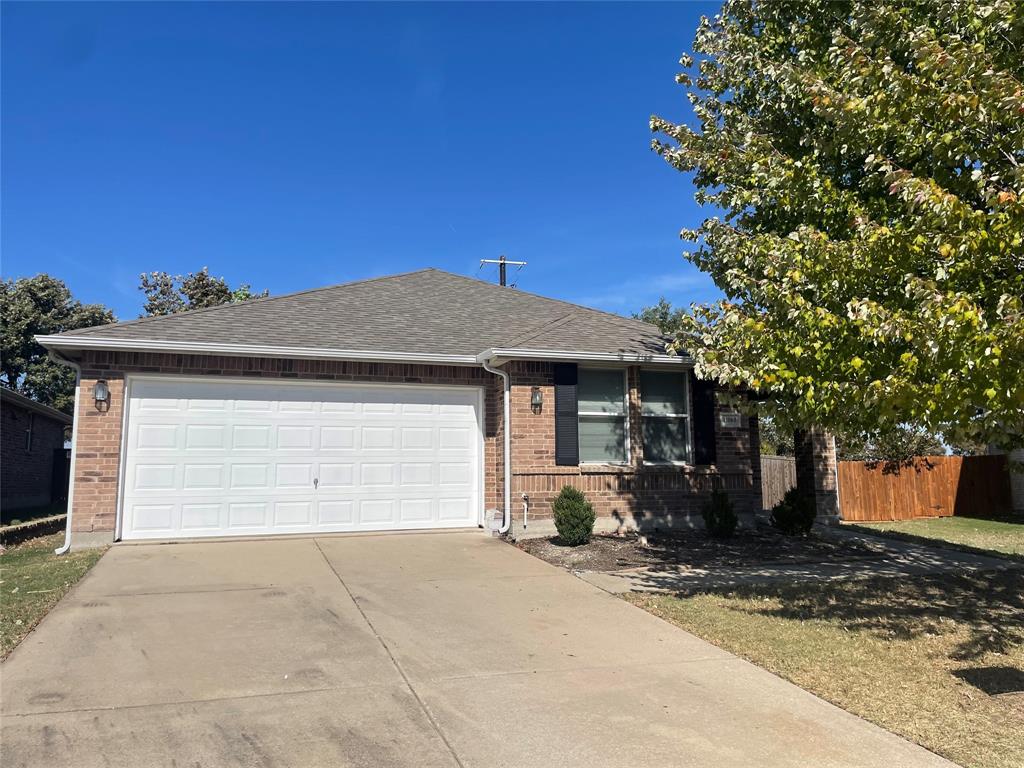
[
  {"x1": 794, "y1": 427, "x2": 841, "y2": 524},
  {"x1": 70, "y1": 373, "x2": 125, "y2": 548}
]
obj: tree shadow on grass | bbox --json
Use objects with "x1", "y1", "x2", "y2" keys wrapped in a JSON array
[{"x1": 685, "y1": 570, "x2": 1024, "y2": 662}]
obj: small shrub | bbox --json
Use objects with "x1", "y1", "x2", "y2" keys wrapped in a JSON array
[
  {"x1": 701, "y1": 489, "x2": 738, "y2": 538},
  {"x1": 770, "y1": 487, "x2": 816, "y2": 536},
  {"x1": 552, "y1": 485, "x2": 596, "y2": 546}
]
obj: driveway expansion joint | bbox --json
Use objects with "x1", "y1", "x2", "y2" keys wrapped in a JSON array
[
  {"x1": 83, "y1": 585, "x2": 276, "y2": 599},
  {"x1": 1, "y1": 681, "x2": 407, "y2": 719},
  {"x1": 314, "y1": 539, "x2": 466, "y2": 768}
]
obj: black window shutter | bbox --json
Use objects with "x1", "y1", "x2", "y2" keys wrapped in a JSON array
[
  {"x1": 690, "y1": 372, "x2": 717, "y2": 465},
  {"x1": 553, "y1": 363, "x2": 579, "y2": 466}
]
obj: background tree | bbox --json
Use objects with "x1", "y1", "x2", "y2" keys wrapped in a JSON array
[
  {"x1": 139, "y1": 267, "x2": 268, "y2": 317},
  {"x1": 651, "y1": 0, "x2": 1023, "y2": 450},
  {"x1": 634, "y1": 298, "x2": 686, "y2": 335},
  {"x1": 837, "y1": 426, "x2": 946, "y2": 463},
  {"x1": 758, "y1": 416, "x2": 795, "y2": 456},
  {"x1": 1, "y1": 275, "x2": 115, "y2": 412}
]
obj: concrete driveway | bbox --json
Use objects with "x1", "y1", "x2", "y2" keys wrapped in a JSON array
[{"x1": 2, "y1": 533, "x2": 951, "y2": 767}]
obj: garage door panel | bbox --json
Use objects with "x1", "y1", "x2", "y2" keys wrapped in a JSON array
[
  {"x1": 359, "y1": 499, "x2": 395, "y2": 524},
  {"x1": 277, "y1": 425, "x2": 314, "y2": 450},
  {"x1": 228, "y1": 502, "x2": 268, "y2": 528},
  {"x1": 400, "y1": 463, "x2": 432, "y2": 485},
  {"x1": 275, "y1": 463, "x2": 313, "y2": 488},
  {"x1": 133, "y1": 504, "x2": 176, "y2": 531},
  {"x1": 318, "y1": 463, "x2": 355, "y2": 488},
  {"x1": 274, "y1": 501, "x2": 312, "y2": 526},
  {"x1": 230, "y1": 464, "x2": 270, "y2": 490},
  {"x1": 438, "y1": 498, "x2": 472, "y2": 521},
  {"x1": 318, "y1": 500, "x2": 354, "y2": 525},
  {"x1": 320, "y1": 426, "x2": 355, "y2": 450},
  {"x1": 136, "y1": 424, "x2": 178, "y2": 450},
  {"x1": 180, "y1": 503, "x2": 222, "y2": 530},
  {"x1": 182, "y1": 464, "x2": 223, "y2": 490},
  {"x1": 232, "y1": 425, "x2": 271, "y2": 450},
  {"x1": 121, "y1": 378, "x2": 482, "y2": 540}
]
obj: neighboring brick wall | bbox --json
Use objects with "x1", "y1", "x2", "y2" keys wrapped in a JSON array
[
  {"x1": 1, "y1": 400, "x2": 67, "y2": 511},
  {"x1": 68, "y1": 351, "x2": 761, "y2": 541},
  {"x1": 72, "y1": 351, "x2": 502, "y2": 538},
  {"x1": 506, "y1": 361, "x2": 761, "y2": 531}
]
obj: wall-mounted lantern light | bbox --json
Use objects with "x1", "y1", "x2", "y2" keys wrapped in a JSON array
[
  {"x1": 530, "y1": 386, "x2": 543, "y2": 411},
  {"x1": 94, "y1": 380, "x2": 110, "y2": 405}
]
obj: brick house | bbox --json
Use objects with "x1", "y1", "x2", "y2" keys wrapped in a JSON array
[
  {"x1": 38, "y1": 269, "x2": 762, "y2": 549},
  {"x1": 1, "y1": 387, "x2": 72, "y2": 513}
]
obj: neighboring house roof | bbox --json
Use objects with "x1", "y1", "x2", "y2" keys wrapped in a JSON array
[
  {"x1": 0, "y1": 387, "x2": 73, "y2": 424},
  {"x1": 38, "y1": 269, "x2": 687, "y2": 365}
]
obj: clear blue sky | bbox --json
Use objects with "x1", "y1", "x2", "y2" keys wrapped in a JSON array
[{"x1": 2, "y1": 1, "x2": 720, "y2": 321}]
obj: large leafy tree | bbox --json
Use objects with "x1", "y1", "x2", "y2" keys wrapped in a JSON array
[
  {"x1": 140, "y1": 267, "x2": 268, "y2": 317},
  {"x1": 651, "y1": 0, "x2": 1023, "y2": 449},
  {"x1": 638, "y1": 297, "x2": 962, "y2": 460},
  {"x1": 1, "y1": 275, "x2": 115, "y2": 412}
]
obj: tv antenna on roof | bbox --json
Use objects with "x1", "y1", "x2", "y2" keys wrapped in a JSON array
[{"x1": 479, "y1": 254, "x2": 527, "y2": 287}]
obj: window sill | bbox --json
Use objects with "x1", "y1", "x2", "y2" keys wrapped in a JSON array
[{"x1": 579, "y1": 463, "x2": 633, "y2": 473}]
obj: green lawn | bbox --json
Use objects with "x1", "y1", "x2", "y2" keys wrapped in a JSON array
[
  {"x1": 856, "y1": 516, "x2": 1024, "y2": 557},
  {"x1": 629, "y1": 569, "x2": 1024, "y2": 768},
  {"x1": 0, "y1": 532, "x2": 106, "y2": 658}
]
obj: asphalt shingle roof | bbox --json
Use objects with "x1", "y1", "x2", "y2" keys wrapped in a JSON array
[{"x1": 55, "y1": 269, "x2": 677, "y2": 359}]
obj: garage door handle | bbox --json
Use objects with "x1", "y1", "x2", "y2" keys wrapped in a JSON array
[{"x1": 313, "y1": 478, "x2": 319, "y2": 489}]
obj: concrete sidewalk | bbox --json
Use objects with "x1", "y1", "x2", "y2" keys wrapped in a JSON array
[{"x1": 1, "y1": 533, "x2": 953, "y2": 767}]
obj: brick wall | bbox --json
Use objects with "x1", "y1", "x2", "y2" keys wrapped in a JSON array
[
  {"x1": 1, "y1": 400, "x2": 68, "y2": 511},
  {"x1": 794, "y1": 427, "x2": 840, "y2": 522},
  {"x1": 68, "y1": 351, "x2": 760, "y2": 542},
  {"x1": 505, "y1": 361, "x2": 760, "y2": 532}
]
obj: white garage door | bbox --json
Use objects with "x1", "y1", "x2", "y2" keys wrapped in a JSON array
[{"x1": 119, "y1": 377, "x2": 483, "y2": 540}]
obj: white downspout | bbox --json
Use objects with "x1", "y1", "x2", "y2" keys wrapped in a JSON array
[
  {"x1": 481, "y1": 359, "x2": 511, "y2": 534},
  {"x1": 48, "y1": 351, "x2": 81, "y2": 555}
]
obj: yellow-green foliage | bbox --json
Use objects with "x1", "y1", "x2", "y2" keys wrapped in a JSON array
[{"x1": 652, "y1": 0, "x2": 1023, "y2": 449}]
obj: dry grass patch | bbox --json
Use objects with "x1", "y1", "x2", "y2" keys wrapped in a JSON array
[
  {"x1": 629, "y1": 569, "x2": 1024, "y2": 768},
  {"x1": 857, "y1": 516, "x2": 1024, "y2": 557},
  {"x1": 1, "y1": 532, "x2": 106, "y2": 658}
]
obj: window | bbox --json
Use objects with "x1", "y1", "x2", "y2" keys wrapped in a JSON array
[
  {"x1": 640, "y1": 370, "x2": 691, "y2": 463},
  {"x1": 25, "y1": 412, "x2": 34, "y2": 452},
  {"x1": 577, "y1": 368, "x2": 627, "y2": 463}
]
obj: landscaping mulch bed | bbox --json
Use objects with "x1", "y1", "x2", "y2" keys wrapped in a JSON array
[{"x1": 518, "y1": 528, "x2": 889, "y2": 573}]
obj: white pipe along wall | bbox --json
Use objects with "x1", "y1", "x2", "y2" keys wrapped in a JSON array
[{"x1": 480, "y1": 359, "x2": 511, "y2": 534}]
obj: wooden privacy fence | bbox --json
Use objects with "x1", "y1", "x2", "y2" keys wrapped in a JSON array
[
  {"x1": 837, "y1": 454, "x2": 1013, "y2": 522},
  {"x1": 761, "y1": 455, "x2": 797, "y2": 510}
]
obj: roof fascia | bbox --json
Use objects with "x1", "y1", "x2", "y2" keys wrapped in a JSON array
[{"x1": 35, "y1": 336, "x2": 480, "y2": 366}]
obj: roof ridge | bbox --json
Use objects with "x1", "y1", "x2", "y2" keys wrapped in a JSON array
[
  {"x1": 420, "y1": 269, "x2": 667, "y2": 337},
  {"x1": 65, "y1": 268, "x2": 441, "y2": 337}
]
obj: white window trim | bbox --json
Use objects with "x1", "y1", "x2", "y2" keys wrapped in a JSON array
[
  {"x1": 578, "y1": 367, "x2": 630, "y2": 466},
  {"x1": 640, "y1": 370, "x2": 694, "y2": 467}
]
